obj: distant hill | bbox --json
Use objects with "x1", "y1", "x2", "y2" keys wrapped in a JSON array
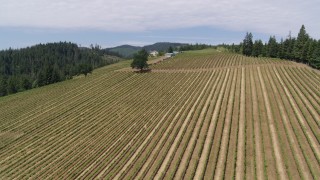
[
  {"x1": 105, "y1": 45, "x2": 142, "y2": 59},
  {"x1": 106, "y1": 42, "x2": 187, "y2": 58},
  {"x1": 143, "y1": 42, "x2": 187, "y2": 52}
]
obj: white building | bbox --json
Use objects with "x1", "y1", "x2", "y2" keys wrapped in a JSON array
[
  {"x1": 173, "y1": 51, "x2": 180, "y2": 55},
  {"x1": 149, "y1": 50, "x2": 159, "y2": 57},
  {"x1": 165, "y1": 53, "x2": 174, "y2": 58}
]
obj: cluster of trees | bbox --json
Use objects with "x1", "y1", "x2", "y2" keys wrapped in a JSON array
[
  {"x1": 179, "y1": 44, "x2": 212, "y2": 51},
  {"x1": 234, "y1": 25, "x2": 320, "y2": 69},
  {"x1": 0, "y1": 42, "x2": 121, "y2": 97}
]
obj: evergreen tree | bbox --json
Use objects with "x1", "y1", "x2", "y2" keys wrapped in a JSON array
[
  {"x1": 277, "y1": 38, "x2": 285, "y2": 59},
  {"x1": 282, "y1": 32, "x2": 296, "y2": 60},
  {"x1": 20, "y1": 77, "x2": 32, "y2": 91},
  {"x1": 267, "y1": 36, "x2": 278, "y2": 58},
  {"x1": 168, "y1": 46, "x2": 173, "y2": 53},
  {"x1": 7, "y1": 77, "x2": 18, "y2": 94},
  {"x1": 288, "y1": 38, "x2": 296, "y2": 59},
  {"x1": 262, "y1": 43, "x2": 268, "y2": 57},
  {"x1": 252, "y1": 40, "x2": 264, "y2": 57},
  {"x1": 307, "y1": 39, "x2": 317, "y2": 64},
  {"x1": 311, "y1": 40, "x2": 320, "y2": 68},
  {"x1": 294, "y1": 25, "x2": 309, "y2": 61},
  {"x1": 0, "y1": 76, "x2": 7, "y2": 96},
  {"x1": 301, "y1": 40, "x2": 310, "y2": 63},
  {"x1": 78, "y1": 64, "x2": 93, "y2": 77},
  {"x1": 242, "y1": 32, "x2": 253, "y2": 56}
]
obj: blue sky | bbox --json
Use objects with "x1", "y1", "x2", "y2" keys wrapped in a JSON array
[{"x1": 0, "y1": 0, "x2": 319, "y2": 50}]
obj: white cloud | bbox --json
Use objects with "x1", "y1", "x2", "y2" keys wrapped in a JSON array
[{"x1": 0, "y1": 0, "x2": 319, "y2": 38}]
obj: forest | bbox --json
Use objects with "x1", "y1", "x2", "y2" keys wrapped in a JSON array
[
  {"x1": 229, "y1": 25, "x2": 320, "y2": 69},
  {"x1": 0, "y1": 42, "x2": 121, "y2": 97}
]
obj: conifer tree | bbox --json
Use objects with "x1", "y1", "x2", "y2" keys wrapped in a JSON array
[
  {"x1": 307, "y1": 39, "x2": 317, "y2": 64},
  {"x1": 252, "y1": 40, "x2": 263, "y2": 57},
  {"x1": 242, "y1": 32, "x2": 253, "y2": 56},
  {"x1": 294, "y1": 25, "x2": 309, "y2": 61},
  {"x1": 277, "y1": 38, "x2": 285, "y2": 59},
  {"x1": 267, "y1": 36, "x2": 278, "y2": 58}
]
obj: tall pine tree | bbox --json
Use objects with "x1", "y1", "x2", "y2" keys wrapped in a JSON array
[
  {"x1": 267, "y1": 36, "x2": 278, "y2": 58},
  {"x1": 252, "y1": 40, "x2": 264, "y2": 57},
  {"x1": 242, "y1": 32, "x2": 253, "y2": 56},
  {"x1": 294, "y1": 25, "x2": 309, "y2": 61}
]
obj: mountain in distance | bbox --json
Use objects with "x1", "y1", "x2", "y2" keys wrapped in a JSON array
[
  {"x1": 105, "y1": 42, "x2": 187, "y2": 58},
  {"x1": 105, "y1": 45, "x2": 142, "y2": 58},
  {"x1": 143, "y1": 42, "x2": 187, "y2": 52}
]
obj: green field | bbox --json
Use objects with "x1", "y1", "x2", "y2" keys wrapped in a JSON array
[{"x1": 0, "y1": 49, "x2": 319, "y2": 179}]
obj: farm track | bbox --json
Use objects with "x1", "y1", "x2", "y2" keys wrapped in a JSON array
[
  {"x1": 245, "y1": 68, "x2": 254, "y2": 180},
  {"x1": 247, "y1": 67, "x2": 264, "y2": 180},
  {"x1": 235, "y1": 68, "x2": 245, "y2": 180},
  {"x1": 117, "y1": 63, "x2": 301, "y2": 73},
  {"x1": 0, "y1": 51, "x2": 319, "y2": 179},
  {"x1": 257, "y1": 67, "x2": 288, "y2": 179}
]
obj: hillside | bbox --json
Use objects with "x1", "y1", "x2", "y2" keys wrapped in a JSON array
[
  {"x1": 106, "y1": 45, "x2": 142, "y2": 58},
  {"x1": 143, "y1": 42, "x2": 187, "y2": 52},
  {"x1": 106, "y1": 42, "x2": 186, "y2": 58},
  {"x1": 0, "y1": 42, "x2": 122, "y2": 97},
  {"x1": 0, "y1": 49, "x2": 319, "y2": 179}
]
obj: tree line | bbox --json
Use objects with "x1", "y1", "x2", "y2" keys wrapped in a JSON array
[
  {"x1": 228, "y1": 25, "x2": 320, "y2": 69},
  {"x1": 0, "y1": 42, "x2": 121, "y2": 97},
  {"x1": 179, "y1": 43, "x2": 212, "y2": 51}
]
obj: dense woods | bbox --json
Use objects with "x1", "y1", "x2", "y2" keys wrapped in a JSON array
[
  {"x1": 231, "y1": 25, "x2": 320, "y2": 69},
  {"x1": 0, "y1": 42, "x2": 121, "y2": 97}
]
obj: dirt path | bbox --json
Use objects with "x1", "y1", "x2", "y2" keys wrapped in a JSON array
[
  {"x1": 116, "y1": 63, "x2": 304, "y2": 73},
  {"x1": 273, "y1": 68, "x2": 320, "y2": 163},
  {"x1": 235, "y1": 68, "x2": 245, "y2": 180},
  {"x1": 193, "y1": 69, "x2": 230, "y2": 179},
  {"x1": 174, "y1": 71, "x2": 222, "y2": 179},
  {"x1": 245, "y1": 68, "x2": 254, "y2": 180},
  {"x1": 153, "y1": 71, "x2": 216, "y2": 179},
  {"x1": 213, "y1": 68, "x2": 238, "y2": 180},
  {"x1": 257, "y1": 67, "x2": 288, "y2": 180},
  {"x1": 148, "y1": 56, "x2": 166, "y2": 65},
  {"x1": 266, "y1": 67, "x2": 313, "y2": 180},
  {"x1": 250, "y1": 68, "x2": 265, "y2": 180}
]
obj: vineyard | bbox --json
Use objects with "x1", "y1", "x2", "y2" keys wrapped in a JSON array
[{"x1": 0, "y1": 49, "x2": 319, "y2": 179}]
